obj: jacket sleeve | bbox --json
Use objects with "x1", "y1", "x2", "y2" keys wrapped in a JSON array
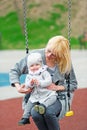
[
  {"x1": 40, "y1": 71, "x2": 52, "y2": 88},
  {"x1": 9, "y1": 55, "x2": 28, "y2": 87}
]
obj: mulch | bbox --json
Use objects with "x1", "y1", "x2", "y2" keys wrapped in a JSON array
[{"x1": 0, "y1": 88, "x2": 87, "y2": 130}]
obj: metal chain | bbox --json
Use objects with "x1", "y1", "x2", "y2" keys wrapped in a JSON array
[
  {"x1": 67, "y1": 0, "x2": 72, "y2": 111},
  {"x1": 22, "y1": 0, "x2": 29, "y2": 53},
  {"x1": 22, "y1": 0, "x2": 71, "y2": 53},
  {"x1": 68, "y1": 0, "x2": 72, "y2": 48}
]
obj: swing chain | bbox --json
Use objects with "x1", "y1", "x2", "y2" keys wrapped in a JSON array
[
  {"x1": 68, "y1": 0, "x2": 72, "y2": 48},
  {"x1": 67, "y1": 0, "x2": 72, "y2": 111},
  {"x1": 22, "y1": 0, "x2": 29, "y2": 53}
]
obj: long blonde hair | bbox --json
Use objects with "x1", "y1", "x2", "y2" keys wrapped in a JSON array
[{"x1": 46, "y1": 36, "x2": 71, "y2": 74}]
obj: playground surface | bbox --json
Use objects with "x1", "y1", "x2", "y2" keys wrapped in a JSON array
[
  {"x1": 0, "y1": 50, "x2": 87, "y2": 130},
  {"x1": 0, "y1": 88, "x2": 87, "y2": 130}
]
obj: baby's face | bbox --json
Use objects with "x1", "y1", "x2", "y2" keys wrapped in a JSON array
[{"x1": 29, "y1": 64, "x2": 41, "y2": 72}]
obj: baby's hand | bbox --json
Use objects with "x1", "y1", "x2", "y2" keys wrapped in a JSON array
[
  {"x1": 33, "y1": 79, "x2": 40, "y2": 86},
  {"x1": 30, "y1": 79, "x2": 35, "y2": 86}
]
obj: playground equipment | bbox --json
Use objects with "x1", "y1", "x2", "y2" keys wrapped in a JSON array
[{"x1": 22, "y1": 0, "x2": 74, "y2": 117}]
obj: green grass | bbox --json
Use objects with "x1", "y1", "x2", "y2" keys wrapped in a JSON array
[
  {"x1": 0, "y1": 12, "x2": 24, "y2": 49},
  {"x1": 0, "y1": 11, "x2": 64, "y2": 50},
  {"x1": 0, "y1": 4, "x2": 81, "y2": 50},
  {"x1": 53, "y1": 3, "x2": 67, "y2": 12}
]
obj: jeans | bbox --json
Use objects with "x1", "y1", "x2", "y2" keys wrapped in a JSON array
[
  {"x1": 31, "y1": 98, "x2": 62, "y2": 130},
  {"x1": 23, "y1": 100, "x2": 35, "y2": 118}
]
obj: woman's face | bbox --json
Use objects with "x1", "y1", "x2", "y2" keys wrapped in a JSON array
[{"x1": 45, "y1": 48, "x2": 56, "y2": 60}]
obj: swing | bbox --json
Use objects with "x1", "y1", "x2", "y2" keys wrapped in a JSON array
[
  {"x1": 65, "y1": 0, "x2": 74, "y2": 117},
  {"x1": 22, "y1": 0, "x2": 74, "y2": 117},
  {"x1": 65, "y1": 73, "x2": 74, "y2": 117}
]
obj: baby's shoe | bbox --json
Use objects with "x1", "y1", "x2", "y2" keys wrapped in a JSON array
[{"x1": 18, "y1": 118, "x2": 30, "y2": 125}]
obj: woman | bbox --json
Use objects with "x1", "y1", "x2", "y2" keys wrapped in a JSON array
[{"x1": 9, "y1": 35, "x2": 78, "y2": 130}]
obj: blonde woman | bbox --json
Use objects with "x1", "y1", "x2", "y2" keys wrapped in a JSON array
[{"x1": 9, "y1": 35, "x2": 77, "y2": 130}]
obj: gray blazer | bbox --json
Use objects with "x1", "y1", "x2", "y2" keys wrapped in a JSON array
[{"x1": 9, "y1": 48, "x2": 78, "y2": 119}]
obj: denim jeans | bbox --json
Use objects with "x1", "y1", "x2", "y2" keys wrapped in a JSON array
[{"x1": 31, "y1": 98, "x2": 62, "y2": 130}]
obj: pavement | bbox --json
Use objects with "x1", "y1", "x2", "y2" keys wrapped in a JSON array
[{"x1": 0, "y1": 49, "x2": 87, "y2": 100}]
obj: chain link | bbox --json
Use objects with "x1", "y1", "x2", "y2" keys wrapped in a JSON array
[
  {"x1": 68, "y1": 0, "x2": 72, "y2": 48},
  {"x1": 22, "y1": 0, "x2": 29, "y2": 53}
]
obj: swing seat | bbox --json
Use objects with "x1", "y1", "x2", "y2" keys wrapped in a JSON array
[{"x1": 65, "y1": 110, "x2": 74, "y2": 117}]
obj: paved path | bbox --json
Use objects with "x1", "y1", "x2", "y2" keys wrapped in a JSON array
[{"x1": 0, "y1": 50, "x2": 87, "y2": 100}]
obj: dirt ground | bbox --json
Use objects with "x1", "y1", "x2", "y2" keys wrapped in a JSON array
[{"x1": 0, "y1": 88, "x2": 87, "y2": 130}]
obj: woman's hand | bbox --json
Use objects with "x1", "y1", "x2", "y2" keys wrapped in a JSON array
[
  {"x1": 47, "y1": 83, "x2": 65, "y2": 91},
  {"x1": 15, "y1": 83, "x2": 32, "y2": 94}
]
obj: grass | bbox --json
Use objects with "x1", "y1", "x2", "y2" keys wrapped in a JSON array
[
  {"x1": 0, "y1": 12, "x2": 24, "y2": 49},
  {"x1": 0, "y1": 12, "x2": 63, "y2": 50},
  {"x1": 0, "y1": 3, "x2": 81, "y2": 50}
]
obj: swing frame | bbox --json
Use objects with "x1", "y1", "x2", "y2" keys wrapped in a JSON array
[{"x1": 22, "y1": 0, "x2": 74, "y2": 117}]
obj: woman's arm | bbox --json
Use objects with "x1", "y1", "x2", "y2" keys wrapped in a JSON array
[
  {"x1": 47, "y1": 66, "x2": 78, "y2": 92},
  {"x1": 47, "y1": 83, "x2": 65, "y2": 91},
  {"x1": 9, "y1": 56, "x2": 28, "y2": 87},
  {"x1": 9, "y1": 55, "x2": 32, "y2": 94}
]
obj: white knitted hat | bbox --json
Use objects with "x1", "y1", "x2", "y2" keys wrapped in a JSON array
[{"x1": 27, "y1": 52, "x2": 43, "y2": 68}]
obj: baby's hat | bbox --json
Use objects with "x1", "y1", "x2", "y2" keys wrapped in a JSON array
[{"x1": 27, "y1": 52, "x2": 43, "y2": 67}]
